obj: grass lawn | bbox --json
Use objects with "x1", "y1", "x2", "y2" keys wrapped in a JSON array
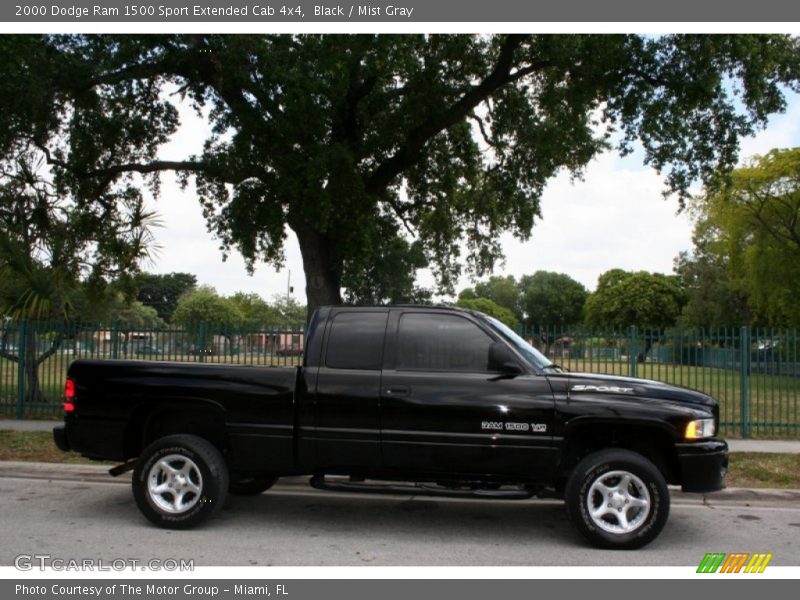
[
  {"x1": 1, "y1": 431, "x2": 798, "y2": 489},
  {"x1": 560, "y1": 359, "x2": 800, "y2": 439}
]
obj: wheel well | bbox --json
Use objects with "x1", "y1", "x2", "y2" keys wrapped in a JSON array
[
  {"x1": 123, "y1": 405, "x2": 226, "y2": 458},
  {"x1": 558, "y1": 423, "x2": 681, "y2": 485}
]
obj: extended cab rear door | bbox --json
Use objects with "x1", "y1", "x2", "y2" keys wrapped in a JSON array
[
  {"x1": 309, "y1": 308, "x2": 389, "y2": 470},
  {"x1": 379, "y1": 309, "x2": 558, "y2": 479}
]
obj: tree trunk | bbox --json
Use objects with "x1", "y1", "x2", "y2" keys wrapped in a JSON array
[
  {"x1": 23, "y1": 327, "x2": 43, "y2": 404},
  {"x1": 295, "y1": 224, "x2": 343, "y2": 322},
  {"x1": 637, "y1": 338, "x2": 654, "y2": 364}
]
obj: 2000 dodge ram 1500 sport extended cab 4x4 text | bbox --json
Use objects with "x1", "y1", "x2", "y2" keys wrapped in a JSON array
[{"x1": 53, "y1": 305, "x2": 728, "y2": 549}]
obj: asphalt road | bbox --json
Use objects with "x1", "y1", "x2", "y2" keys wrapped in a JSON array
[{"x1": 1, "y1": 472, "x2": 798, "y2": 567}]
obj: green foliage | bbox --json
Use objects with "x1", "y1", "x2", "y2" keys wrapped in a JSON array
[
  {"x1": 0, "y1": 152, "x2": 159, "y2": 322},
  {"x1": 269, "y1": 295, "x2": 308, "y2": 325},
  {"x1": 172, "y1": 286, "x2": 243, "y2": 330},
  {"x1": 459, "y1": 271, "x2": 587, "y2": 326},
  {"x1": 519, "y1": 271, "x2": 588, "y2": 326},
  {"x1": 114, "y1": 301, "x2": 165, "y2": 330},
  {"x1": 585, "y1": 269, "x2": 687, "y2": 329},
  {"x1": 228, "y1": 292, "x2": 283, "y2": 329},
  {"x1": 2, "y1": 34, "x2": 799, "y2": 313},
  {"x1": 132, "y1": 272, "x2": 197, "y2": 323},
  {"x1": 342, "y1": 218, "x2": 432, "y2": 304},
  {"x1": 687, "y1": 148, "x2": 800, "y2": 326},
  {"x1": 673, "y1": 248, "x2": 750, "y2": 327},
  {"x1": 460, "y1": 276, "x2": 522, "y2": 320},
  {"x1": 455, "y1": 297, "x2": 519, "y2": 329}
]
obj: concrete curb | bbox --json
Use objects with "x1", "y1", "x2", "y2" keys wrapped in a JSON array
[
  {"x1": 0, "y1": 420, "x2": 58, "y2": 432},
  {"x1": 2, "y1": 461, "x2": 798, "y2": 506}
]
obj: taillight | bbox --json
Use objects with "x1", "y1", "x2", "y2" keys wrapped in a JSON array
[{"x1": 64, "y1": 378, "x2": 76, "y2": 413}]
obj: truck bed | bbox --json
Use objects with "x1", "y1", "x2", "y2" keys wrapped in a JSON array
[{"x1": 63, "y1": 360, "x2": 298, "y2": 469}]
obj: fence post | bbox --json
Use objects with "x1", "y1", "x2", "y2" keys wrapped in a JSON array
[
  {"x1": 199, "y1": 322, "x2": 208, "y2": 363},
  {"x1": 629, "y1": 325, "x2": 638, "y2": 379},
  {"x1": 111, "y1": 321, "x2": 120, "y2": 359},
  {"x1": 740, "y1": 326, "x2": 750, "y2": 439},
  {"x1": 16, "y1": 320, "x2": 27, "y2": 419}
]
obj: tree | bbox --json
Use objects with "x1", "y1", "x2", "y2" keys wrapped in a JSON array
[
  {"x1": 455, "y1": 297, "x2": 519, "y2": 329},
  {"x1": 689, "y1": 148, "x2": 800, "y2": 326},
  {"x1": 460, "y1": 275, "x2": 522, "y2": 321},
  {"x1": 673, "y1": 248, "x2": 750, "y2": 328},
  {"x1": 269, "y1": 295, "x2": 308, "y2": 326},
  {"x1": 172, "y1": 286, "x2": 243, "y2": 330},
  {"x1": 585, "y1": 270, "x2": 687, "y2": 329},
  {"x1": 342, "y1": 219, "x2": 432, "y2": 304},
  {"x1": 519, "y1": 271, "x2": 588, "y2": 327},
  {"x1": 88, "y1": 295, "x2": 166, "y2": 329},
  {"x1": 3, "y1": 35, "x2": 799, "y2": 318},
  {"x1": 228, "y1": 292, "x2": 282, "y2": 329},
  {"x1": 0, "y1": 151, "x2": 158, "y2": 402},
  {"x1": 132, "y1": 272, "x2": 197, "y2": 323}
]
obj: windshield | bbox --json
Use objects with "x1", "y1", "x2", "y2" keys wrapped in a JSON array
[{"x1": 484, "y1": 316, "x2": 557, "y2": 372}]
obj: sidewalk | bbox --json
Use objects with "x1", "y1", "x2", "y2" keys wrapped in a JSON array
[
  {"x1": 2, "y1": 419, "x2": 800, "y2": 452},
  {"x1": 0, "y1": 419, "x2": 56, "y2": 432}
]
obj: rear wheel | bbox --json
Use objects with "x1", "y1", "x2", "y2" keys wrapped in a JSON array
[
  {"x1": 565, "y1": 448, "x2": 669, "y2": 549},
  {"x1": 132, "y1": 434, "x2": 228, "y2": 529}
]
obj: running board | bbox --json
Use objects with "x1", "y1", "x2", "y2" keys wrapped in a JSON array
[{"x1": 309, "y1": 475, "x2": 535, "y2": 499}]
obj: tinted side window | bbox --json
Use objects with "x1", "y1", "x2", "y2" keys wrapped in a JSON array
[
  {"x1": 325, "y1": 312, "x2": 388, "y2": 370},
  {"x1": 397, "y1": 313, "x2": 493, "y2": 372}
]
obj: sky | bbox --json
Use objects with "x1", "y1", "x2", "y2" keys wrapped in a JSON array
[{"x1": 143, "y1": 87, "x2": 800, "y2": 304}]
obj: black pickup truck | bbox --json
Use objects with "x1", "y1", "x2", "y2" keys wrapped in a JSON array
[{"x1": 54, "y1": 305, "x2": 728, "y2": 549}]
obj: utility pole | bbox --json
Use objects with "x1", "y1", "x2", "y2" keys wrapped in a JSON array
[{"x1": 287, "y1": 270, "x2": 294, "y2": 330}]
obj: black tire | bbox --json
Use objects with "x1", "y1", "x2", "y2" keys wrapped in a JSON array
[
  {"x1": 132, "y1": 434, "x2": 229, "y2": 529},
  {"x1": 229, "y1": 473, "x2": 278, "y2": 496},
  {"x1": 565, "y1": 448, "x2": 670, "y2": 549}
]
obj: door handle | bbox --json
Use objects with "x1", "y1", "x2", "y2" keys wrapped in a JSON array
[{"x1": 385, "y1": 385, "x2": 410, "y2": 396}]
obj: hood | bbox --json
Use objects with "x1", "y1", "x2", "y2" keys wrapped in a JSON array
[{"x1": 547, "y1": 371, "x2": 716, "y2": 408}]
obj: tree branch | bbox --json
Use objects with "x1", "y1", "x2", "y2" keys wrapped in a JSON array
[
  {"x1": 469, "y1": 113, "x2": 499, "y2": 149},
  {"x1": 0, "y1": 350, "x2": 19, "y2": 363},
  {"x1": 364, "y1": 35, "x2": 544, "y2": 195},
  {"x1": 84, "y1": 160, "x2": 206, "y2": 179},
  {"x1": 34, "y1": 333, "x2": 64, "y2": 365}
]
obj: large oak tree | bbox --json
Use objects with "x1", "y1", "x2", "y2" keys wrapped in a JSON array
[{"x1": 2, "y1": 35, "x2": 799, "y2": 317}]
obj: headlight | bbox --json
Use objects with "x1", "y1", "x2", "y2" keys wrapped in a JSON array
[{"x1": 685, "y1": 418, "x2": 716, "y2": 440}]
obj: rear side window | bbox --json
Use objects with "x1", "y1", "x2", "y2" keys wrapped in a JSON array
[
  {"x1": 396, "y1": 313, "x2": 493, "y2": 372},
  {"x1": 325, "y1": 312, "x2": 388, "y2": 370}
]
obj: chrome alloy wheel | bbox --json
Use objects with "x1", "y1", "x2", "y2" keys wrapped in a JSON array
[
  {"x1": 146, "y1": 454, "x2": 204, "y2": 514},
  {"x1": 586, "y1": 470, "x2": 651, "y2": 534}
]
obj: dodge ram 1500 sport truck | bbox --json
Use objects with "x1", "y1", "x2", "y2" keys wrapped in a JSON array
[{"x1": 53, "y1": 305, "x2": 728, "y2": 549}]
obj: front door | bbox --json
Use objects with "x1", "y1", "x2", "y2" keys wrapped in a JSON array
[{"x1": 380, "y1": 311, "x2": 557, "y2": 479}]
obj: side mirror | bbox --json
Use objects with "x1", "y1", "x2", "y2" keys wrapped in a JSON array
[{"x1": 488, "y1": 342, "x2": 522, "y2": 374}]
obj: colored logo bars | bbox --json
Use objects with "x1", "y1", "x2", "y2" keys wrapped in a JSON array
[{"x1": 697, "y1": 552, "x2": 773, "y2": 573}]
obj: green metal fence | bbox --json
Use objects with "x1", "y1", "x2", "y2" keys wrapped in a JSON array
[
  {"x1": 0, "y1": 320, "x2": 306, "y2": 420},
  {"x1": 2, "y1": 320, "x2": 799, "y2": 438},
  {"x1": 520, "y1": 325, "x2": 800, "y2": 439}
]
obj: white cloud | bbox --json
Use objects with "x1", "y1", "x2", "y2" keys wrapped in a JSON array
[
  {"x1": 738, "y1": 98, "x2": 800, "y2": 161},
  {"x1": 419, "y1": 150, "x2": 694, "y2": 295}
]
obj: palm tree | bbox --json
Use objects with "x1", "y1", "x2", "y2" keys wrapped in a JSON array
[{"x1": 0, "y1": 151, "x2": 159, "y2": 403}]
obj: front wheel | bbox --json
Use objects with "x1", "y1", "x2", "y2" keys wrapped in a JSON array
[
  {"x1": 132, "y1": 434, "x2": 229, "y2": 529},
  {"x1": 565, "y1": 449, "x2": 669, "y2": 549}
]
